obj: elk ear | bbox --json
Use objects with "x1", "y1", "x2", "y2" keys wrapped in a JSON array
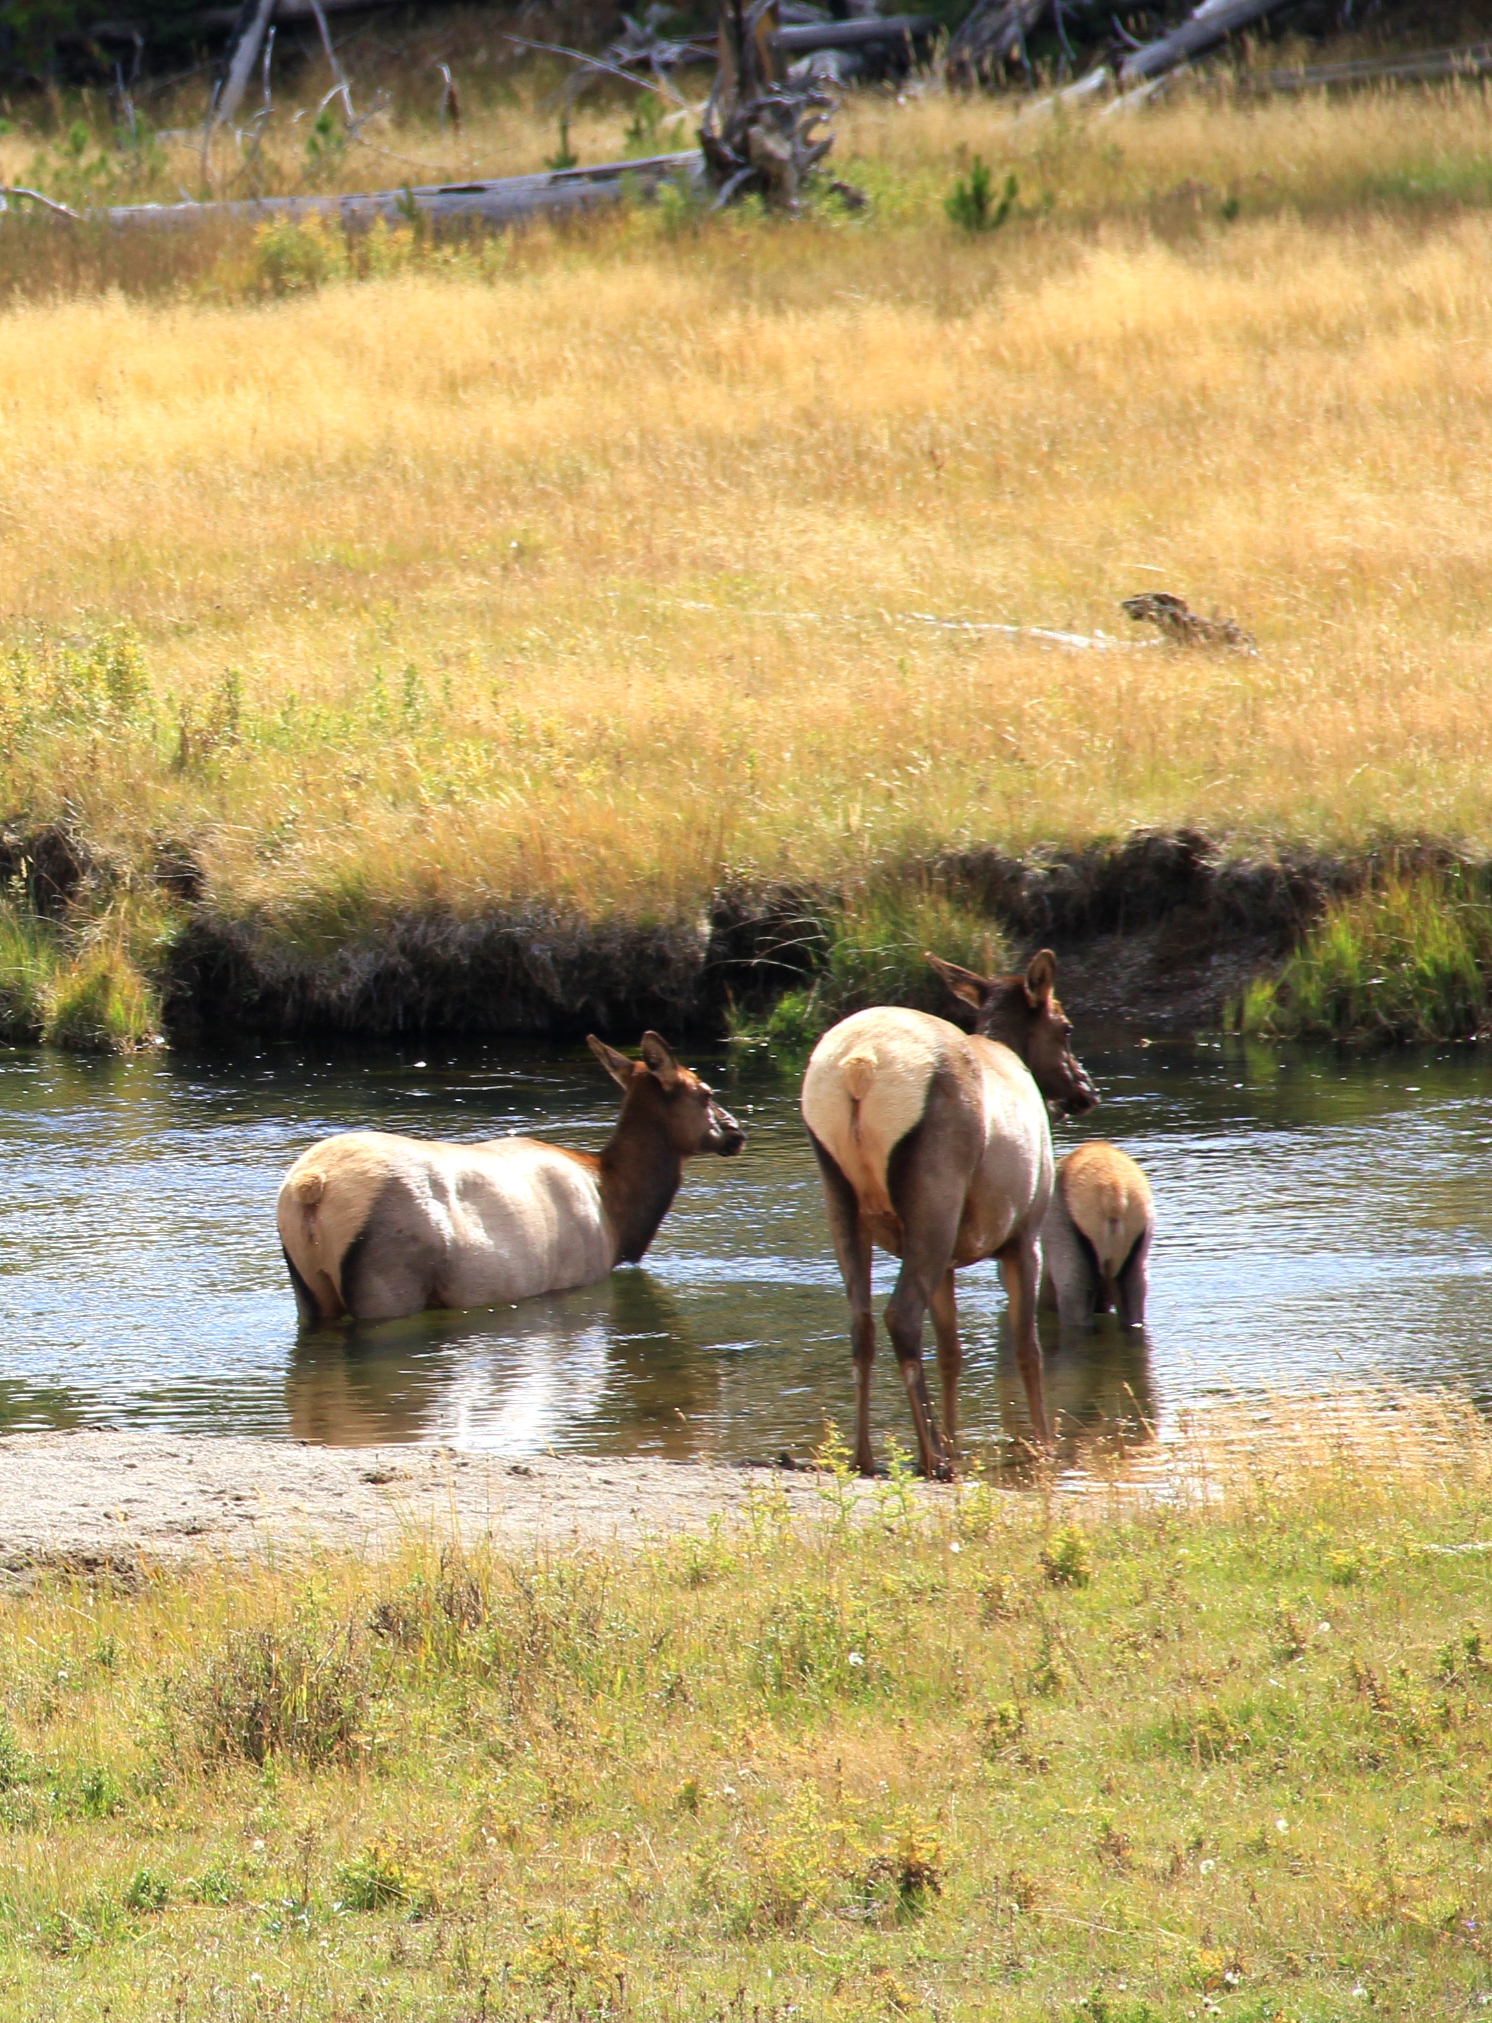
[
  {"x1": 639, "y1": 1031, "x2": 681, "y2": 1090},
  {"x1": 587, "y1": 1034, "x2": 636, "y2": 1090},
  {"x1": 927, "y1": 953, "x2": 989, "y2": 1010},
  {"x1": 1024, "y1": 949, "x2": 1057, "y2": 1008}
]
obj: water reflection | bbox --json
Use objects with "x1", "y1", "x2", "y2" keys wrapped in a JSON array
[
  {"x1": 0, "y1": 1031, "x2": 1489, "y2": 1461},
  {"x1": 285, "y1": 1270, "x2": 722, "y2": 1455}
]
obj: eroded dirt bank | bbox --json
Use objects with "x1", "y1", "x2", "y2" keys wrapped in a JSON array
[
  {"x1": 165, "y1": 831, "x2": 1425, "y2": 1042},
  {"x1": 0, "y1": 1430, "x2": 853, "y2": 1577}
]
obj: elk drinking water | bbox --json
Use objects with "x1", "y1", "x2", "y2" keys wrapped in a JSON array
[
  {"x1": 800, "y1": 951, "x2": 1097, "y2": 1477},
  {"x1": 1040, "y1": 1142, "x2": 1154, "y2": 1331},
  {"x1": 277, "y1": 1033, "x2": 745, "y2": 1325}
]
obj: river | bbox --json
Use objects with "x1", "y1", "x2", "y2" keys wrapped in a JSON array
[{"x1": 0, "y1": 1032, "x2": 1487, "y2": 1467}]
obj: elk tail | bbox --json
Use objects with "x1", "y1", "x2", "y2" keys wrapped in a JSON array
[
  {"x1": 290, "y1": 1168, "x2": 327, "y2": 1240},
  {"x1": 840, "y1": 1046, "x2": 877, "y2": 1139},
  {"x1": 841, "y1": 1046, "x2": 877, "y2": 1101}
]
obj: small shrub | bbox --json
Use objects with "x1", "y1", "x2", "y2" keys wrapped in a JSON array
[
  {"x1": 247, "y1": 214, "x2": 349, "y2": 296},
  {"x1": 735, "y1": 1787, "x2": 849, "y2": 1935},
  {"x1": 185, "y1": 1862, "x2": 239, "y2": 1906},
  {"x1": 0, "y1": 1722, "x2": 36, "y2": 1792},
  {"x1": 979, "y1": 1700, "x2": 1026, "y2": 1756},
  {"x1": 57, "y1": 1764, "x2": 125, "y2": 1819},
  {"x1": 512, "y1": 1909, "x2": 624, "y2": 1994},
  {"x1": 862, "y1": 1817, "x2": 943, "y2": 1917},
  {"x1": 945, "y1": 158, "x2": 1018, "y2": 233},
  {"x1": 1041, "y1": 1525, "x2": 1093, "y2": 1588},
  {"x1": 122, "y1": 1867, "x2": 169, "y2": 1912},
  {"x1": 753, "y1": 1588, "x2": 876, "y2": 1697},
  {"x1": 170, "y1": 1624, "x2": 370, "y2": 1770},
  {"x1": 1166, "y1": 1701, "x2": 1251, "y2": 1763},
  {"x1": 1028, "y1": 1627, "x2": 1071, "y2": 1699},
  {"x1": 334, "y1": 1841, "x2": 433, "y2": 1914}
]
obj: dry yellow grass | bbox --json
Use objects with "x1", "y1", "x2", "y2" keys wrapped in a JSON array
[{"x1": 5, "y1": 83, "x2": 1492, "y2": 931}]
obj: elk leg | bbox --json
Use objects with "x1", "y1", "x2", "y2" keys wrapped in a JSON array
[
  {"x1": 1117, "y1": 1228, "x2": 1151, "y2": 1330},
  {"x1": 930, "y1": 1268, "x2": 962, "y2": 1456},
  {"x1": 885, "y1": 1249, "x2": 951, "y2": 1482},
  {"x1": 883, "y1": 1088, "x2": 982, "y2": 1483},
  {"x1": 1000, "y1": 1230, "x2": 1052, "y2": 1449},
  {"x1": 808, "y1": 1132, "x2": 879, "y2": 1476}
]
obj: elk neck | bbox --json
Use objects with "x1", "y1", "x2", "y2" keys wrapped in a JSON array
[{"x1": 597, "y1": 1087, "x2": 685, "y2": 1265}]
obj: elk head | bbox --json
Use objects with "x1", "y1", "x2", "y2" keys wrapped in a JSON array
[
  {"x1": 927, "y1": 949, "x2": 1098, "y2": 1117},
  {"x1": 587, "y1": 1032, "x2": 746, "y2": 1156}
]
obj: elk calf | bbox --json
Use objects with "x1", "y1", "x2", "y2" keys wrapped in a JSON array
[{"x1": 1040, "y1": 1142, "x2": 1153, "y2": 1330}]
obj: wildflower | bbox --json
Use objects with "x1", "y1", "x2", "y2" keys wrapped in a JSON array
[{"x1": 847, "y1": 1650, "x2": 865, "y2": 1667}]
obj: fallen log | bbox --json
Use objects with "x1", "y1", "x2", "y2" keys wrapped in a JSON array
[
  {"x1": 80, "y1": 150, "x2": 702, "y2": 232},
  {"x1": 1233, "y1": 41, "x2": 1492, "y2": 96},
  {"x1": 770, "y1": 15, "x2": 937, "y2": 55},
  {"x1": 1115, "y1": 0, "x2": 1297, "y2": 86}
]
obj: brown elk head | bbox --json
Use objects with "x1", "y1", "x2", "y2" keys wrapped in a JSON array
[
  {"x1": 587, "y1": 1032, "x2": 746, "y2": 1157},
  {"x1": 927, "y1": 949, "x2": 1098, "y2": 1117}
]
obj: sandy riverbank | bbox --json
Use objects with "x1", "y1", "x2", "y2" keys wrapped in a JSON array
[{"x1": 0, "y1": 1430, "x2": 861, "y2": 1576}]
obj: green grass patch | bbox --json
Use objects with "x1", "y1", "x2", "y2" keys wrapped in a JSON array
[
  {"x1": 0, "y1": 1396, "x2": 1491, "y2": 2015},
  {"x1": 729, "y1": 878, "x2": 1007, "y2": 1064},
  {"x1": 1238, "y1": 868, "x2": 1492, "y2": 1042}
]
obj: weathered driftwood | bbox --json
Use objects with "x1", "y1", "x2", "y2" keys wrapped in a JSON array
[
  {"x1": 87, "y1": 151, "x2": 701, "y2": 232},
  {"x1": 700, "y1": 0, "x2": 835, "y2": 211},
  {"x1": 1120, "y1": 593, "x2": 1255, "y2": 651}
]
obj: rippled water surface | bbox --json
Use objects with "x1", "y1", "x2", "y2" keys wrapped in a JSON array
[{"x1": 1, "y1": 1034, "x2": 1490, "y2": 1462}]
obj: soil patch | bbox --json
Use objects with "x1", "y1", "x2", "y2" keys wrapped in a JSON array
[{"x1": 0, "y1": 1430, "x2": 858, "y2": 1578}]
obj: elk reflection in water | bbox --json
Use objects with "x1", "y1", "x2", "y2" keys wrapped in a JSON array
[{"x1": 286, "y1": 1269, "x2": 727, "y2": 1456}]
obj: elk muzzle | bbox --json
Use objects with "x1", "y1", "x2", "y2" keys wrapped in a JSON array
[{"x1": 709, "y1": 1100, "x2": 747, "y2": 1156}]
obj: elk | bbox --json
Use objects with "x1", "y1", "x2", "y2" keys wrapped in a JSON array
[
  {"x1": 277, "y1": 1033, "x2": 745, "y2": 1325},
  {"x1": 800, "y1": 950, "x2": 1096, "y2": 1477},
  {"x1": 1040, "y1": 1142, "x2": 1153, "y2": 1331}
]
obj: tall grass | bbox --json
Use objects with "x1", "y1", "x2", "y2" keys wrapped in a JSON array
[
  {"x1": 2, "y1": 1391, "x2": 1492, "y2": 2016},
  {"x1": 6, "y1": 88, "x2": 1492, "y2": 961},
  {"x1": 1239, "y1": 869, "x2": 1492, "y2": 1041}
]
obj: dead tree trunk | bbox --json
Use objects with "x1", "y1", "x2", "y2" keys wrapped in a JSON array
[
  {"x1": 946, "y1": 0, "x2": 1051, "y2": 85},
  {"x1": 209, "y1": 0, "x2": 278, "y2": 133},
  {"x1": 699, "y1": 0, "x2": 834, "y2": 211}
]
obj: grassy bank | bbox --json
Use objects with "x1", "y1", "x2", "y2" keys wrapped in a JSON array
[
  {"x1": 1240, "y1": 867, "x2": 1492, "y2": 1043},
  {"x1": 8, "y1": 84, "x2": 1492, "y2": 1037},
  {"x1": 1, "y1": 1392, "x2": 1491, "y2": 2018}
]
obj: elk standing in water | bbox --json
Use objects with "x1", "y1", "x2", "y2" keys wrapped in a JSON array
[
  {"x1": 1040, "y1": 1142, "x2": 1153, "y2": 1331},
  {"x1": 278, "y1": 1033, "x2": 745, "y2": 1324},
  {"x1": 800, "y1": 951, "x2": 1097, "y2": 1478}
]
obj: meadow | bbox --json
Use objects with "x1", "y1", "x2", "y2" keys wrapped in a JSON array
[
  {"x1": 0, "y1": 1391, "x2": 1487, "y2": 2020},
  {"x1": 7, "y1": 77, "x2": 1492, "y2": 1039}
]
